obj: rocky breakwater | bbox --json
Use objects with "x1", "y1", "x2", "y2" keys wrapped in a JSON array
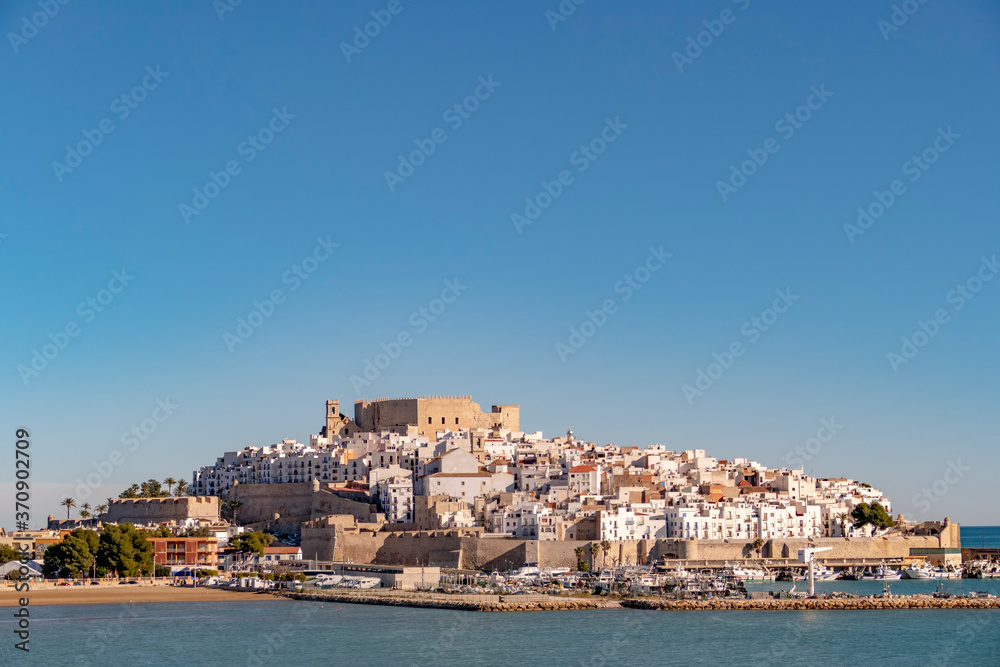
[
  {"x1": 622, "y1": 597, "x2": 1000, "y2": 611},
  {"x1": 279, "y1": 591, "x2": 601, "y2": 612}
]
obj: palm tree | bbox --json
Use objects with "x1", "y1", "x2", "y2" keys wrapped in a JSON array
[
  {"x1": 574, "y1": 546, "x2": 585, "y2": 571},
  {"x1": 600, "y1": 540, "x2": 612, "y2": 569},
  {"x1": 164, "y1": 477, "x2": 176, "y2": 495},
  {"x1": 79, "y1": 509, "x2": 91, "y2": 519},
  {"x1": 836, "y1": 512, "x2": 851, "y2": 538},
  {"x1": 95, "y1": 504, "x2": 108, "y2": 516},
  {"x1": 81, "y1": 502, "x2": 91, "y2": 515},
  {"x1": 176, "y1": 479, "x2": 189, "y2": 496},
  {"x1": 752, "y1": 538, "x2": 765, "y2": 559},
  {"x1": 591, "y1": 543, "x2": 602, "y2": 571},
  {"x1": 61, "y1": 497, "x2": 76, "y2": 519}
]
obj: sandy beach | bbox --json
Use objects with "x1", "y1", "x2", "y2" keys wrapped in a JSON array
[{"x1": 0, "y1": 585, "x2": 284, "y2": 607}]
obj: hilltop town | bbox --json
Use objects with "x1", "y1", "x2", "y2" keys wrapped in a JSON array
[
  {"x1": 4, "y1": 395, "x2": 960, "y2": 579},
  {"x1": 182, "y1": 395, "x2": 957, "y2": 570}
]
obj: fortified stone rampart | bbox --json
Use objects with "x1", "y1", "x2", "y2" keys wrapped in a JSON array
[
  {"x1": 233, "y1": 482, "x2": 380, "y2": 536},
  {"x1": 353, "y1": 396, "x2": 518, "y2": 437},
  {"x1": 299, "y1": 529, "x2": 961, "y2": 571},
  {"x1": 104, "y1": 497, "x2": 219, "y2": 525}
]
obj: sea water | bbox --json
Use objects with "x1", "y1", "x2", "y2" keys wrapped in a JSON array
[{"x1": 4, "y1": 599, "x2": 999, "y2": 666}]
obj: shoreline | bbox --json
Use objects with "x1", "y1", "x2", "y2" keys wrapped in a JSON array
[
  {"x1": 0, "y1": 585, "x2": 284, "y2": 607},
  {"x1": 6, "y1": 585, "x2": 1000, "y2": 611}
]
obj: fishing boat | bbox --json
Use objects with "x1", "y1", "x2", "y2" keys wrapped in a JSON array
[
  {"x1": 903, "y1": 560, "x2": 933, "y2": 579},
  {"x1": 811, "y1": 564, "x2": 840, "y2": 582},
  {"x1": 861, "y1": 562, "x2": 903, "y2": 581}
]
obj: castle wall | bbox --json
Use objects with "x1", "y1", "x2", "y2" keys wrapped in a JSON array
[
  {"x1": 299, "y1": 529, "x2": 957, "y2": 571},
  {"x1": 234, "y1": 482, "x2": 380, "y2": 536},
  {"x1": 233, "y1": 483, "x2": 316, "y2": 532},
  {"x1": 353, "y1": 396, "x2": 519, "y2": 437},
  {"x1": 104, "y1": 497, "x2": 219, "y2": 525}
]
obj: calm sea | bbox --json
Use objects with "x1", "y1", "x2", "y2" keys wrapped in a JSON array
[
  {"x1": 961, "y1": 526, "x2": 1000, "y2": 549},
  {"x1": 4, "y1": 599, "x2": 999, "y2": 666}
]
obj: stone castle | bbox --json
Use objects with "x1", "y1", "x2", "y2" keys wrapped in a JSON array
[{"x1": 323, "y1": 395, "x2": 519, "y2": 439}]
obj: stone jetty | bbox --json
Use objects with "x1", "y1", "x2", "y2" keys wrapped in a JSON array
[
  {"x1": 277, "y1": 590, "x2": 1000, "y2": 612},
  {"x1": 278, "y1": 591, "x2": 604, "y2": 612},
  {"x1": 621, "y1": 597, "x2": 1000, "y2": 611}
]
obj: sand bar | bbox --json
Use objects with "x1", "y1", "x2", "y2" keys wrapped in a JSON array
[{"x1": 0, "y1": 585, "x2": 284, "y2": 607}]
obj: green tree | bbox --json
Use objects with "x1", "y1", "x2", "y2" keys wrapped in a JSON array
[
  {"x1": 600, "y1": 540, "x2": 612, "y2": 569},
  {"x1": 176, "y1": 479, "x2": 189, "y2": 496},
  {"x1": 149, "y1": 525, "x2": 172, "y2": 538},
  {"x1": 850, "y1": 503, "x2": 895, "y2": 532},
  {"x1": 95, "y1": 504, "x2": 108, "y2": 516},
  {"x1": 228, "y1": 531, "x2": 274, "y2": 556},
  {"x1": 140, "y1": 479, "x2": 168, "y2": 498},
  {"x1": 42, "y1": 529, "x2": 99, "y2": 577},
  {"x1": 0, "y1": 544, "x2": 20, "y2": 564},
  {"x1": 97, "y1": 524, "x2": 154, "y2": 577},
  {"x1": 752, "y1": 538, "x2": 764, "y2": 557},
  {"x1": 591, "y1": 543, "x2": 602, "y2": 571},
  {"x1": 574, "y1": 546, "x2": 589, "y2": 572},
  {"x1": 164, "y1": 477, "x2": 177, "y2": 495},
  {"x1": 60, "y1": 497, "x2": 76, "y2": 519}
]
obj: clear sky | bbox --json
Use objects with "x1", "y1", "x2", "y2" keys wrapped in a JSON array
[{"x1": 1, "y1": 1, "x2": 998, "y2": 527}]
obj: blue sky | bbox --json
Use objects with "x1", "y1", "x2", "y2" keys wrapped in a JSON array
[{"x1": 1, "y1": 0, "x2": 998, "y2": 527}]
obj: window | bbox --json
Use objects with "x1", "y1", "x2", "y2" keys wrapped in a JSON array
[
  {"x1": 441, "y1": 417, "x2": 445, "y2": 424},
  {"x1": 455, "y1": 417, "x2": 459, "y2": 425},
  {"x1": 428, "y1": 417, "x2": 432, "y2": 424}
]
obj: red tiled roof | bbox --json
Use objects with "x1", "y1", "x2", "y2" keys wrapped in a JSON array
[{"x1": 570, "y1": 466, "x2": 597, "y2": 473}]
